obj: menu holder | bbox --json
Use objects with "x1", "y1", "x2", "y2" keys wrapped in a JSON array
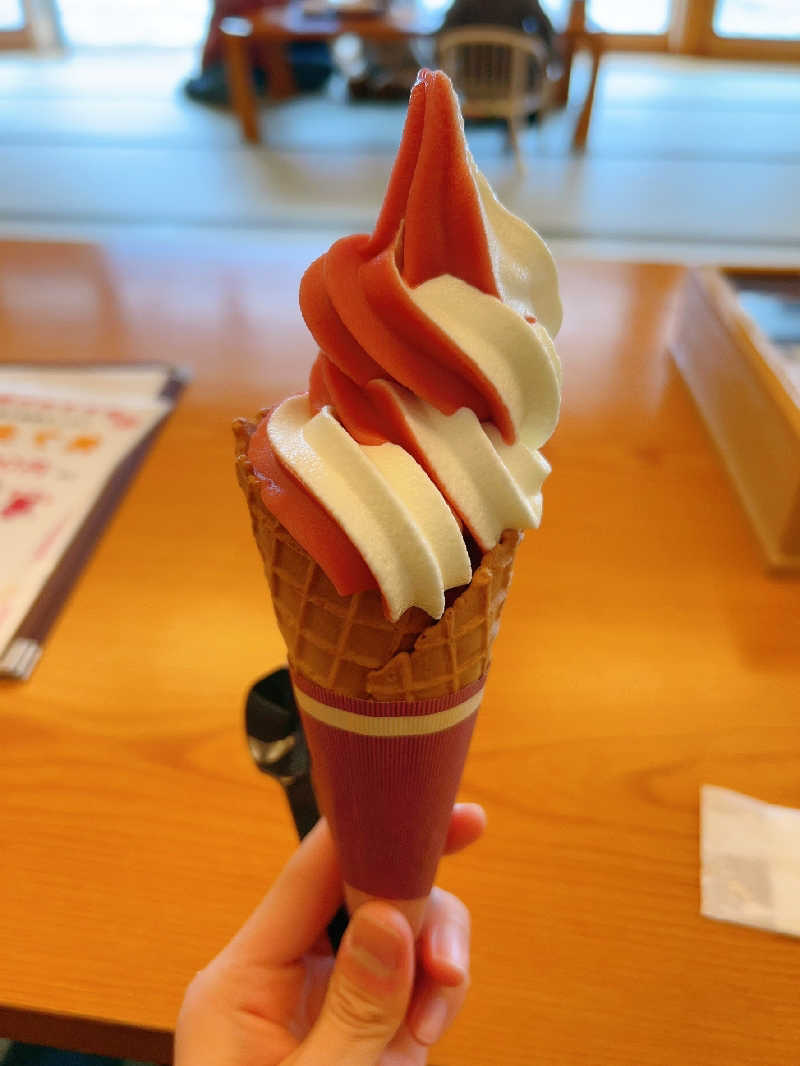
[
  {"x1": 0, "y1": 363, "x2": 187, "y2": 680},
  {"x1": 670, "y1": 268, "x2": 800, "y2": 570}
]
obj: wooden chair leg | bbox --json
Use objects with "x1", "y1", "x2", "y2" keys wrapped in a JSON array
[
  {"x1": 265, "y1": 42, "x2": 297, "y2": 100},
  {"x1": 560, "y1": 0, "x2": 587, "y2": 108},
  {"x1": 554, "y1": 39, "x2": 574, "y2": 107},
  {"x1": 222, "y1": 19, "x2": 260, "y2": 144},
  {"x1": 507, "y1": 116, "x2": 524, "y2": 173},
  {"x1": 572, "y1": 42, "x2": 601, "y2": 150}
]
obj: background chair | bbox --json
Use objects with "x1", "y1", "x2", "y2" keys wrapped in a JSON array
[{"x1": 437, "y1": 25, "x2": 550, "y2": 170}]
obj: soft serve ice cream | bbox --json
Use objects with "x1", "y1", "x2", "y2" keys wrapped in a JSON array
[
  {"x1": 236, "y1": 68, "x2": 564, "y2": 925},
  {"x1": 246, "y1": 69, "x2": 562, "y2": 623}
]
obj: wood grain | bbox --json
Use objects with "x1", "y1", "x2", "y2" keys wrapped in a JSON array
[{"x1": 1, "y1": 242, "x2": 799, "y2": 1064}]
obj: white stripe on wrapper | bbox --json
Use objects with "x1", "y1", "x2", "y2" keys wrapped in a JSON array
[{"x1": 294, "y1": 688, "x2": 485, "y2": 737}]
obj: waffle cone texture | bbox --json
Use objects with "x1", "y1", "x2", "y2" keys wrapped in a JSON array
[{"x1": 234, "y1": 415, "x2": 521, "y2": 700}]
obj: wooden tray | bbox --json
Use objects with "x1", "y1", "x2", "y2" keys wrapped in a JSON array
[{"x1": 670, "y1": 267, "x2": 800, "y2": 570}]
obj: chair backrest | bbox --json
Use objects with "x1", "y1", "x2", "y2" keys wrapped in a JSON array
[{"x1": 437, "y1": 26, "x2": 549, "y2": 119}]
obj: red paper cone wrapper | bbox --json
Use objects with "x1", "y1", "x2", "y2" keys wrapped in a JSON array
[{"x1": 292, "y1": 671, "x2": 486, "y2": 900}]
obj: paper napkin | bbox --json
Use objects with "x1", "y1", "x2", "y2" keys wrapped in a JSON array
[{"x1": 701, "y1": 785, "x2": 800, "y2": 936}]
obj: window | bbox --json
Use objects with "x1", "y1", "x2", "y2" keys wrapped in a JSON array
[
  {"x1": 55, "y1": 0, "x2": 207, "y2": 47},
  {"x1": 0, "y1": 0, "x2": 24, "y2": 31},
  {"x1": 588, "y1": 0, "x2": 670, "y2": 34},
  {"x1": 714, "y1": 0, "x2": 800, "y2": 39}
]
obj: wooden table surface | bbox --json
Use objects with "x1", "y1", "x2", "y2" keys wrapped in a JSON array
[{"x1": 1, "y1": 239, "x2": 798, "y2": 1065}]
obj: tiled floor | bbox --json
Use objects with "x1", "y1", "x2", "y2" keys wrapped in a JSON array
[{"x1": 0, "y1": 47, "x2": 798, "y2": 264}]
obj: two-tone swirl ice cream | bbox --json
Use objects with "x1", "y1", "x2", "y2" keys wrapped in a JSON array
[{"x1": 235, "y1": 69, "x2": 562, "y2": 928}]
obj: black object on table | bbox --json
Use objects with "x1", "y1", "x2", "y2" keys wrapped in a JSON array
[{"x1": 245, "y1": 667, "x2": 349, "y2": 952}]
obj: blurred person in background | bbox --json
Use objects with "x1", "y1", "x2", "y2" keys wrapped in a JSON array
[{"x1": 185, "y1": 0, "x2": 332, "y2": 105}]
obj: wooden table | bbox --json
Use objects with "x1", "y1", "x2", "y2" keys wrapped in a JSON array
[
  {"x1": 221, "y1": 1, "x2": 603, "y2": 149},
  {"x1": 222, "y1": 2, "x2": 443, "y2": 143},
  {"x1": 1, "y1": 240, "x2": 799, "y2": 1065}
]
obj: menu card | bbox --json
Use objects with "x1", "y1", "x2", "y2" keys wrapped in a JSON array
[{"x1": 0, "y1": 364, "x2": 185, "y2": 680}]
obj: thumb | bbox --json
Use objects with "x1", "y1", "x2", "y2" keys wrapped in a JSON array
[{"x1": 293, "y1": 901, "x2": 415, "y2": 1066}]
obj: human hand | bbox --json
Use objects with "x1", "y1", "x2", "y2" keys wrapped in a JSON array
[{"x1": 175, "y1": 803, "x2": 485, "y2": 1066}]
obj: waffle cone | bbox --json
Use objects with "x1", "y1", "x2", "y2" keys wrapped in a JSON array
[
  {"x1": 236, "y1": 412, "x2": 522, "y2": 909},
  {"x1": 234, "y1": 415, "x2": 520, "y2": 699}
]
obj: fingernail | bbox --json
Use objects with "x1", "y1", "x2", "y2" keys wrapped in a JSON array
[
  {"x1": 431, "y1": 921, "x2": 468, "y2": 980},
  {"x1": 350, "y1": 911, "x2": 404, "y2": 977},
  {"x1": 414, "y1": 992, "x2": 449, "y2": 1046}
]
